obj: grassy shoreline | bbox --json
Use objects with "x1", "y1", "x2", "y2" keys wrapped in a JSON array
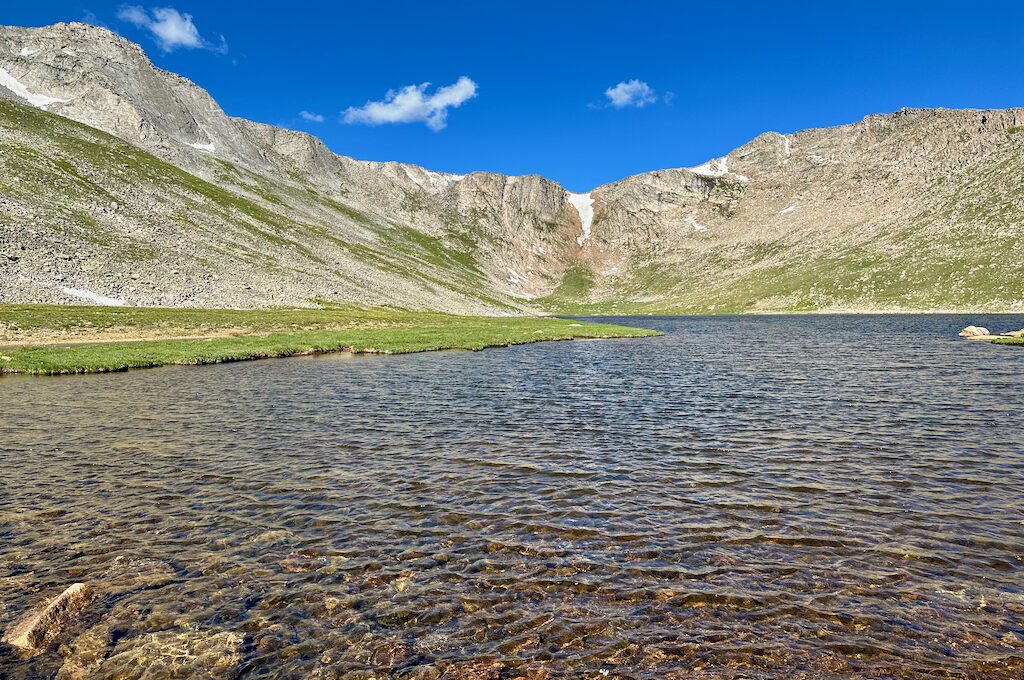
[{"x1": 0, "y1": 305, "x2": 661, "y2": 375}]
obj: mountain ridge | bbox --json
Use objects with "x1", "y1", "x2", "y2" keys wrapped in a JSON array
[{"x1": 1, "y1": 21, "x2": 1022, "y2": 313}]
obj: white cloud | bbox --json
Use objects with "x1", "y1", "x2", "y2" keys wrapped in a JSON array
[
  {"x1": 343, "y1": 76, "x2": 478, "y2": 131},
  {"x1": 604, "y1": 79, "x2": 657, "y2": 108},
  {"x1": 82, "y1": 10, "x2": 107, "y2": 28},
  {"x1": 300, "y1": 110, "x2": 325, "y2": 123},
  {"x1": 117, "y1": 6, "x2": 226, "y2": 53}
]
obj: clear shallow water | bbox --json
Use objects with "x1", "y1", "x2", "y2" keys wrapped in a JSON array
[{"x1": 1, "y1": 314, "x2": 1023, "y2": 678}]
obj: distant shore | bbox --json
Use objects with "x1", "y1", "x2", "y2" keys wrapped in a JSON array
[
  {"x1": 539, "y1": 305, "x2": 1024, "y2": 317},
  {"x1": 0, "y1": 305, "x2": 661, "y2": 376}
]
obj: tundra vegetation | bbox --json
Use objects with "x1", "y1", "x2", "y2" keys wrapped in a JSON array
[{"x1": 0, "y1": 304, "x2": 660, "y2": 375}]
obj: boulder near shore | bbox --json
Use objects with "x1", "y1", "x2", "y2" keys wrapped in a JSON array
[
  {"x1": 1, "y1": 557, "x2": 178, "y2": 664},
  {"x1": 958, "y1": 325, "x2": 1024, "y2": 341},
  {"x1": 959, "y1": 326, "x2": 992, "y2": 338},
  {"x1": 1, "y1": 583, "x2": 94, "y2": 657}
]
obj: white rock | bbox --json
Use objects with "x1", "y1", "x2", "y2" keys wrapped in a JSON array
[{"x1": 2, "y1": 583, "x2": 94, "y2": 656}]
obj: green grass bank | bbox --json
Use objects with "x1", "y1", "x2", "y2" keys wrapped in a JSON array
[{"x1": 0, "y1": 305, "x2": 660, "y2": 375}]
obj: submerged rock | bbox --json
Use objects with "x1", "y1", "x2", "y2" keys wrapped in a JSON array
[
  {"x1": 57, "y1": 602, "x2": 146, "y2": 679},
  {"x1": 96, "y1": 628, "x2": 243, "y2": 678},
  {"x1": 0, "y1": 571, "x2": 35, "y2": 592},
  {"x1": 279, "y1": 551, "x2": 327, "y2": 573},
  {"x1": 249, "y1": 529, "x2": 292, "y2": 545},
  {"x1": 2, "y1": 583, "x2": 95, "y2": 657},
  {"x1": 56, "y1": 622, "x2": 115, "y2": 680},
  {"x1": 100, "y1": 556, "x2": 176, "y2": 596},
  {"x1": 439, "y1": 660, "x2": 506, "y2": 679}
]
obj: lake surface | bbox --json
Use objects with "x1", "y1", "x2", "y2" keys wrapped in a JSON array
[{"x1": 1, "y1": 315, "x2": 1023, "y2": 678}]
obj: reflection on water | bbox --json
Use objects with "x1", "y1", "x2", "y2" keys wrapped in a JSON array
[{"x1": 1, "y1": 315, "x2": 1023, "y2": 678}]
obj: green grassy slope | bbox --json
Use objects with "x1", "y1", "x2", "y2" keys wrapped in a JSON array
[{"x1": 0, "y1": 100, "x2": 515, "y2": 311}]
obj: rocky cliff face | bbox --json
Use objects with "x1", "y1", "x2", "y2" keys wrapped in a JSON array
[{"x1": 1, "y1": 22, "x2": 1022, "y2": 313}]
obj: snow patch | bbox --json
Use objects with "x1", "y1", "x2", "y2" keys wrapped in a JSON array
[
  {"x1": 405, "y1": 167, "x2": 463, "y2": 191},
  {"x1": 782, "y1": 134, "x2": 792, "y2": 162},
  {"x1": 689, "y1": 156, "x2": 730, "y2": 177},
  {"x1": 404, "y1": 167, "x2": 425, "y2": 188},
  {"x1": 0, "y1": 67, "x2": 68, "y2": 110},
  {"x1": 189, "y1": 141, "x2": 216, "y2": 152},
  {"x1": 62, "y1": 287, "x2": 125, "y2": 306},
  {"x1": 687, "y1": 215, "x2": 709, "y2": 233},
  {"x1": 568, "y1": 192, "x2": 594, "y2": 246},
  {"x1": 18, "y1": 47, "x2": 37, "y2": 57},
  {"x1": 506, "y1": 268, "x2": 524, "y2": 285},
  {"x1": 689, "y1": 155, "x2": 749, "y2": 182},
  {"x1": 780, "y1": 204, "x2": 798, "y2": 215}
]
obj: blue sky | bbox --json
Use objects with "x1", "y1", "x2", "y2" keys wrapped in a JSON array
[{"x1": 5, "y1": 2, "x2": 1024, "y2": 191}]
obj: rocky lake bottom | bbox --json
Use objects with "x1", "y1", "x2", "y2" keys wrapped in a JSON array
[{"x1": 1, "y1": 314, "x2": 1023, "y2": 678}]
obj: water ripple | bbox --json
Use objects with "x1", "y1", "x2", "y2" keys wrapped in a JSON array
[{"x1": 1, "y1": 314, "x2": 1023, "y2": 677}]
